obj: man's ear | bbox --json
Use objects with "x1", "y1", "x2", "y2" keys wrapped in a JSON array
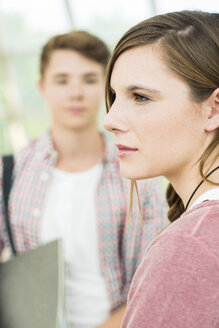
[
  {"x1": 37, "y1": 79, "x2": 45, "y2": 95},
  {"x1": 37, "y1": 79, "x2": 47, "y2": 101},
  {"x1": 205, "y1": 88, "x2": 219, "y2": 132}
]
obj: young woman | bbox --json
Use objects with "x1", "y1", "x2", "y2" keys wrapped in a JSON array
[{"x1": 104, "y1": 10, "x2": 219, "y2": 327}]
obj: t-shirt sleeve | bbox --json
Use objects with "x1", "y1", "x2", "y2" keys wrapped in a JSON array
[{"x1": 122, "y1": 233, "x2": 219, "y2": 328}]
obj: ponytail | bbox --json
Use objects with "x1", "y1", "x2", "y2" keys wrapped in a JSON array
[{"x1": 166, "y1": 183, "x2": 185, "y2": 222}]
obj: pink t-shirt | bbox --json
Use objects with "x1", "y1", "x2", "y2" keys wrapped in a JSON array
[{"x1": 122, "y1": 200, "x2": 219, "y2": 328}]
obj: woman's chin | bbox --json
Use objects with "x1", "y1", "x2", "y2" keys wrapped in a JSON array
[
  {"x1": 120, "y1": 163, "x2": 155, "y2": 181},
  {"x1": 120, "y1": 166, "x2": 147, "y2": 180}
]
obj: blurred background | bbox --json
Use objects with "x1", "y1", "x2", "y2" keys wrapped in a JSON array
[{"x1": 0, "y1": 0, "x2": 218, "y2": 155}]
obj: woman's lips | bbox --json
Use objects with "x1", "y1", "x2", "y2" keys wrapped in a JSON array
[{"x1": 115, "y1": 144, "x2": 138, "y2": 158}]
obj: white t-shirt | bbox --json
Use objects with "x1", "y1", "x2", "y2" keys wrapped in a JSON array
[
  {"x1": 190, "y1": 188, "x2": 219, "y2": 209},
  {"x1": 40, "y1": 164, "x2": 110, "y2": 328}
]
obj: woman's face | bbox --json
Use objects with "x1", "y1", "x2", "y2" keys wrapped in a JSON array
[{"x1": 104, "y1": 45, "x2": 209, "y2": 182}]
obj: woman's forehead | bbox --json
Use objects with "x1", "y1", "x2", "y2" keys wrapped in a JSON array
[
  {"x1": 111, "y1": 46, "x2": 171, "y2": 86},
  {"x1": 110, "y1": 45, "x2": 193, "y2": 102}
]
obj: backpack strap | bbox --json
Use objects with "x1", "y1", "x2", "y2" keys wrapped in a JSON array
[{"x1": 2, "y1": 155, "x2": 17, "y2": 256}]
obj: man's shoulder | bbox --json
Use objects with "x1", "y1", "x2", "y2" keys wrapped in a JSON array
[
  {"x1": 16, "y1": 133, "x2": 47, "y2": 160},
  {"x1": 1, "y1": 132, "x2": 52, "y2": 169}
]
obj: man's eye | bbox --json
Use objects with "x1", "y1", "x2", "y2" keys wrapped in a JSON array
[
  {"x1": 134, "y1": 93, "x2": 150, "y2": 103},
  {"x1": 56, "y1": 80, "x2": 67, "y2": 84},
  {"x1": 85, "y1": 79, "x2": 97, "y2": 84}
]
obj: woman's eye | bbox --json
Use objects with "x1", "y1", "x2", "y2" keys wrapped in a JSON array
[
  {"x1": 110, "y1": 89, "x2": 115, "y2": 97},
  {"x1": 134, "y1": 93, "x2": 150, "y2": 103}
]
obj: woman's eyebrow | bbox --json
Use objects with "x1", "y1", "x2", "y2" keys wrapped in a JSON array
[{"x1": 127, "y1": 84, "x2": 161, "y2": 95}]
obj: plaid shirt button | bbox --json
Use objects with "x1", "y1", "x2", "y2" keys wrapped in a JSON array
[
  {"x1": 32, "y1": 208, "x2": 40, "y2": 217},
  {"x1": 40, "y1": 173, "x2": 49, "y2": 181}
]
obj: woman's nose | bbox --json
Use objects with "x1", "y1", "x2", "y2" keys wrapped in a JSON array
[
  {"x1": 103, "y1": 102, "x2": 128, "y2": 134},
  {"x1": 103, "y1": 111, "x2": 115, "y2": 133}
]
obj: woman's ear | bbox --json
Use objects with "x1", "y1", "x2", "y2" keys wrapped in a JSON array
[{"x1": 205, "y1": 88, "x2": 219, "y2": 132}]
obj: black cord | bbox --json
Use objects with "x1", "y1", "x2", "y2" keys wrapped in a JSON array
[{"x1": 185, "y1": 166, "x2": 219, "y2": 210}]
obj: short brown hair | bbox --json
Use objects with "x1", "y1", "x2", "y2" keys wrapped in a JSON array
[{"x1": 40, "y1": 30, "x2": 110, "y2": 77}]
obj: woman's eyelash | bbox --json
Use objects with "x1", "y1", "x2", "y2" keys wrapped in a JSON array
[
  {"x1": 110, "y1": 88, "x2": 115, "y2": 95},
  {"x1": 133, "y1": 93, "x2": 150, "y2": 102}
]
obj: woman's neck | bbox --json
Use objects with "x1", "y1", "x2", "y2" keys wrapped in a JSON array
[{"x1": 168, "y1": 158, "x2": 219, "y2": 210}]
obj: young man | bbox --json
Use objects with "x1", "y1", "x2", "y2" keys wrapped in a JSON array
[{"x1": 0, "y1": 31, "x2": 167, "y2": 327}]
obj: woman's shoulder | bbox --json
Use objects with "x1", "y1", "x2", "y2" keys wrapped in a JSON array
[
  {"x1": 162, "y1": 200, "x2": 219, "y2": 236},
  {"x1": 148, "y1": 200, "x2": 219, "y2": 263}
]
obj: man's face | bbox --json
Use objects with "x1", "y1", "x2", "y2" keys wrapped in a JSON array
[{"x1": 39, "y1": 49, "x2": 105, "y2": 132}]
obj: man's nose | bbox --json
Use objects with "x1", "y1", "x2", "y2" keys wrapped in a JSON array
[{"x1": 68, "y1": 82, "x2": 84, "y2": 99}]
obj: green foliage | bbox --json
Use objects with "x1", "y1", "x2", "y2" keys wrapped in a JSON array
[
  {"x1": 0, "y1": 12, "x2": 52, "y2": 154},
  {"x1": 88, "y1": 13, "x2": 135, "y2": 50},
  {"x1": 23, "y1": 113, "x2": 50, "y2": 140},
  {"x1": 0, "y1": 120, "x2": 13, "y2": 155}
]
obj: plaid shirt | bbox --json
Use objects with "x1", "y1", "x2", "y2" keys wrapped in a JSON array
[{"x1": 0, "y1": 132, "x2": 168, "y2": 310}]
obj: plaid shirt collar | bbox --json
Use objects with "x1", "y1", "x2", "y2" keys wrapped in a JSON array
[{"x1": 35, "y1": 130, "x2": 116, "y2": 165}]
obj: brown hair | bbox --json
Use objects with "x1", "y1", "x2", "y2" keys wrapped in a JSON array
[
  {"x1": 40, "y1": 30, "x2": 110, "y2": 77},
  {"x1": 105, "y1": 10, "x2": 219, "y2": 223}
]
